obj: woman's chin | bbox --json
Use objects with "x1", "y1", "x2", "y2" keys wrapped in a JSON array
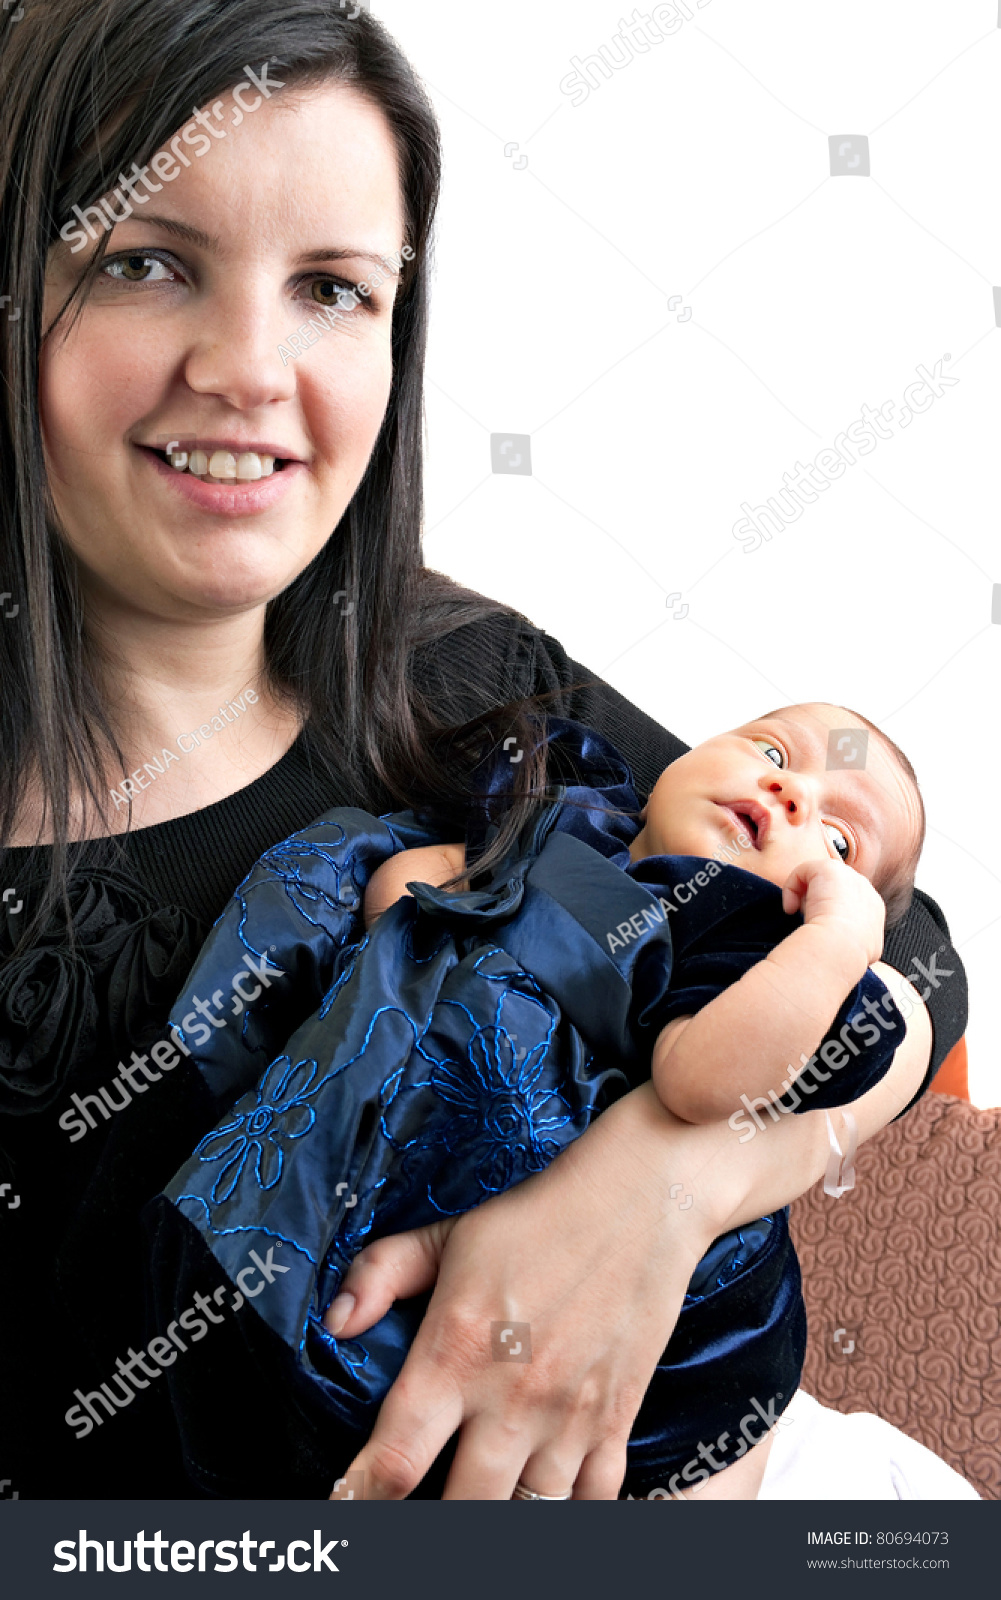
[
  {"x1": 173, "y1": 575, "x2": 291, "y2": 613},
  {"x1": 161, "y1": 550, "x2": 309, "y2": 613}
]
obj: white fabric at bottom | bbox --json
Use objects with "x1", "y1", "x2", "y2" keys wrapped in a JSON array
[{"x1": 757, "y1": 1389, "x2": 980, "y2": 1500}]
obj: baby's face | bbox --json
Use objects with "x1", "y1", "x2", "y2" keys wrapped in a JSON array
[{"x1": 629, "y1": 703, "x2": 921, "y2": 893}]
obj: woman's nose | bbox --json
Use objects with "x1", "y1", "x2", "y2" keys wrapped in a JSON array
[{"x1": 182, "y1": 290, "x2": 297, "y2": 410}]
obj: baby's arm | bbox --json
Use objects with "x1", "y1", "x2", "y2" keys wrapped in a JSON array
[
  {"x1": 363, "y1": 843, "x2": 467, "y2": 929},
  {"x1": 651, "y1": 858, "x2": 887, "y2": 1124}
]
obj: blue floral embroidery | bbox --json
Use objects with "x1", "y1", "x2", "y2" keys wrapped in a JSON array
[
  {"x1": 195, "y1": 1054, "x2": 319, "y2": 1203},
  {"x1": 229, "y1": 824, "x2": 366, "y2": 960},
  {"x1": 383, "y1": 1023, "x2": 575, "y2": 1208}
]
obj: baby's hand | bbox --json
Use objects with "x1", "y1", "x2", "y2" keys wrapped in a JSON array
[
  {"x1": 782, "y1": 858, "x2": 885, "y2": 971},
  {"x1": 363, "y1": 843, "x2": 467, "y2": 930}
]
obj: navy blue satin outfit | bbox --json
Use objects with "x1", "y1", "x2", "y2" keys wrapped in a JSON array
[{"x1": 155, "y1": 721, "x2": 902, "y2": 1493}]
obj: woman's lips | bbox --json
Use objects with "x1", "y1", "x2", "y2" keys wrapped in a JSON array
[{"x1": 137, "y1": 445, "x2": 305, "y2": 517}]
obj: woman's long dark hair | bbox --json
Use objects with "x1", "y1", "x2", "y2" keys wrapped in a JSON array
[{"x1": 0, "y1": 0, "x2": 554, "y2": 944}]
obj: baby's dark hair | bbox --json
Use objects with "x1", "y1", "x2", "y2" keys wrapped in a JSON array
[
  {"x1": 763, "y1": 704, "x2": 926, "y2": 930},
  {"x1": 847, "y1": 708, "x2": 925, "y2": 929}
]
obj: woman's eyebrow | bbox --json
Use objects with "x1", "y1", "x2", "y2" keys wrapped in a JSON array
[
  {"x1": 298, "y1": 247, "x2": 401, "y2": 272},
  {"x1": 119, "y1": 216, "x2": 217, "y2": 250},
  {"x1": 107, "y1": 216, "x2": 398, "y2": 273}
]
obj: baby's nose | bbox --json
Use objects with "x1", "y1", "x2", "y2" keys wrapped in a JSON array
[{"x1": 766, "y1": 778, "x2": 809, "y2": 819}]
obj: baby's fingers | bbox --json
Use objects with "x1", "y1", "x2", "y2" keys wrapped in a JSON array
[
  {"x1": 781, "y1": 863, "x2": 812, "y2": 915},
  {"x1": 323, "y1": 1221, "x2": 454, "y2": 1338}
]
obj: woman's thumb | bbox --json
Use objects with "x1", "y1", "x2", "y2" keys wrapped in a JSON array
[{"x1": 322, "y1": 1221, "x2": 453, "y2": 1339}]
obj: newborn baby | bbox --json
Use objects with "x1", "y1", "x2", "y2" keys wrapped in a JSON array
[
  {"x1": 151, "y1": 701, "x2": 923, "y2": 1499},
  {"x1": 363, "y1": 700, "x2": 924, "y2": 1133}
]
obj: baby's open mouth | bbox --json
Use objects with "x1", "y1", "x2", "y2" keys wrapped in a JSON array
[
  {"x1": 146, "y1": 446, "x2": 288, "y2": 482},
  {"x1": 716, "y1": 802, "x2": 768, "y2": 849}
]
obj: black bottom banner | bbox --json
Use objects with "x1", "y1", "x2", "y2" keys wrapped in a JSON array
[{"x1": 0, "y1": 1499, "x2": 994, "y2": 1597}]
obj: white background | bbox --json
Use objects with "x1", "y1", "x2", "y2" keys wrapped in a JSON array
[{"x1": 378, "y1": 0, "x2": 1001, "y2": 1105}]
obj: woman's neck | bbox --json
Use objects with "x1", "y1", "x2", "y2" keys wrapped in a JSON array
[{"x1": 9, "y1": 602, "x2": 306, "y2": 845}]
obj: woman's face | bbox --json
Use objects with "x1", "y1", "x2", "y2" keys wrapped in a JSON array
[{"x1": 40, "y1": 81, "x2": 406, "y2": 622}]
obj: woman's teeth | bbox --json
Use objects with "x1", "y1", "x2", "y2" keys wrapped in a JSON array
[{"x1": 168, "y1": 449, "x2": 276, "y2": 480}]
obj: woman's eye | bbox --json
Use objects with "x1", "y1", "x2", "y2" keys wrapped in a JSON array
[
  {"x1": 824, "y1": 822, "x2": 851, "y2": 862},
  {"x1": 103, "y1": 254, "x2": 175, "y2": 284},
  {"x1": 752, "y1": 738, "x2": 785, "y2": 768},
  {"x1": 309, "y1": 278, "x2": 361, "y2": 309}
]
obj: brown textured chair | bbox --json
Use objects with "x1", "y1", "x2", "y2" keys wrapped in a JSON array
[{"x1": 789, "y1": 1041, "x2": 1001, "y2": 1499}]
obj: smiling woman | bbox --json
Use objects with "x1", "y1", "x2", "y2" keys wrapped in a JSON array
[
  {"x1": 0, "y1": 0, "x2": 966, "y2": 1508},
  {"x1": 3, "y1": 0, "x2": 540, "y2": 871}
]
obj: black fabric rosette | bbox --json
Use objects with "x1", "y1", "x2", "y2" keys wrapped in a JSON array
[{"x1": 0, "y1": 865, "x2": 206, "y2": 1115}]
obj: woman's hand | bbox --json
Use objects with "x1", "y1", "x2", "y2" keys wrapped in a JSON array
[{"x1": 325, "y1": 1082, "x2": 715, "y2": 1500}]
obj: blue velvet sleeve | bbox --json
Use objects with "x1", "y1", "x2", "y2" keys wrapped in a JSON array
[
  {"x1": 624, "y1": 854, "x2": 905, "y2": 1110},
  {"x1": 773, "y1": 967, "x2": 906, "y2": 1111}
]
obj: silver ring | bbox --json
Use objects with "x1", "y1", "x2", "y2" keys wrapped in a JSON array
[{"x1": 512, "y1": 1480, "x2": 573, "y2": 1500}]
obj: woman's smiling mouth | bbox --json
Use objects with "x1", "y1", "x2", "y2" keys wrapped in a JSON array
[{"x1": 134, "y1": 440, "x2": 308, "y2": 516}]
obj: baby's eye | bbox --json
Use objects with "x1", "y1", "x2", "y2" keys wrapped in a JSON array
[
  {"x1": 752, "y1": 738, "x2": 785, "y2": 768},
  {"x1": 824, "y1": 822, "x2": 851, "y2": 862},
  {"x1": 103, "y1": 253, "x2": 175, "y2": 283}
]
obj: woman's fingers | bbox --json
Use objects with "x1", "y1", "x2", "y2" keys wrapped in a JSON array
[
  {"x1": 331, "y1": 1359, "x2": 464, "y2": 1500},
  {"x1": 440, "y1": 1414, "x2": 536, "y2": 1501},
  {"x1": 437, "y1": 1424, "x2": 627, "y2": 1501},
  {"x1": 323, "y1": 1220, "x2": 454, "y2": 1338},
  {"x1": 571, "y1": 1438, "x2": 630, "y2": 1500}
]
